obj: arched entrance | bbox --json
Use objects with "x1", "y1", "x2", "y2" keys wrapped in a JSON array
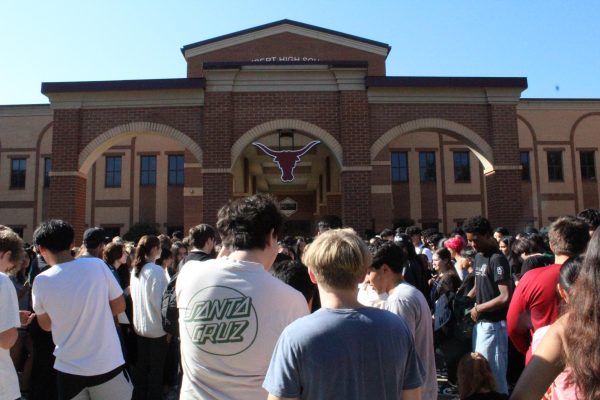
[{"x1": 231, "y1": 120, "x2": 343, "y2": 236}]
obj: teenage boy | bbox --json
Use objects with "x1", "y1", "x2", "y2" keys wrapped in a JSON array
[
  {"x1": 177, "y1": 194, "x2": 308, "y2": 400},
  {"x1": 464, "y1": 216, "x2": 512, "y2": 395},
  {"x1": 0, "y1": 226, "x2": 27, "y2": 400},
  {"x1": 263, "y1": 229, "x2": 424, "y2": 400},
  {"x1": 31, "y1": 220, "x2": 131, "y2": 400},
  {"x1": 367, "y1": 241, "x2": 437, "y2": 400}
]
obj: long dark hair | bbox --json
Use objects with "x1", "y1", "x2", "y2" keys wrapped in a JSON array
[
  {"x1": 565, "y1": 229, "x2": 600, "y2": 399},
  {"x1": 133, "y1": 235, "x2": 160, "y2": 277}
]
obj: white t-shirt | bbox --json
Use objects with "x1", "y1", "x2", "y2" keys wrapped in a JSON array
[
  {"x1": 386, "y1": 282, "x2": 438, "y2": 400},
  {"x1": 32, "y1": 257, "x2": 124, "y2": 376},
  {"x1": 129, "y1": 262, "x2": 168, "y2": 338},
  {"x1": 0, "y1": 272, "x2": 20, "y2": 400},
  {"x1": 176, "y1": 257, "x2": 309, "y2": 400},
  {"x1": 416, "y1": 243, "x2": 433, "y2": 263}
]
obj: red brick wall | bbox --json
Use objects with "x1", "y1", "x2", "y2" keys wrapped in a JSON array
[{"x1": 187, "y1": 32, "x2": 386, "y2": 77}]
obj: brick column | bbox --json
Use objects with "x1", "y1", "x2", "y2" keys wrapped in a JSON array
[
  {"x1": 202, "y1": 171, "x2": 232, "y2": 226},
  {"x1": 371, "y1": 164, "x2": 394, "y2": 232},
  {"x1": 339, "y1": 91, "x2": 371, "y2": 236},
  {"x1": 485, "y1": 104, "x2": 523, "y2": 232},
  {"x1": 183, "y1": 151, "x2": 203, "y2": 231},
  {"x1": 47, "y1": 109, "x2": 87, "y2": 241}
]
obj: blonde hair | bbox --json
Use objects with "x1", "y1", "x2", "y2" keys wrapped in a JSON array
[
  {"x1": 457, "y1": 352, "x2": 497, "y2": 399},
  {"x1": 301, "y1": 228, "x2": 371, "y2": 290}
]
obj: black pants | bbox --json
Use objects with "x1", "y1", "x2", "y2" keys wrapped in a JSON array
[
  {"x1": 29, "y1": 319, "x2": 57, "y2": 400},
  {"x1": 132, "y1": 335, "x2": 168, "y2": 400}
]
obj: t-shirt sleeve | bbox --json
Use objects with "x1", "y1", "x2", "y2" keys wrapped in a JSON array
[
  {"x1": 263, "y1": 329, "x2": 302, "y2": 398},
  {"x1": 492, "y1": 254, "x2": 511, "y2": 283},
  {"x1": 102, "y1": 262, "x2": 124, "y2": 301},
  {"x1": 0, "y1": 276, "x2": 21, "y2": 332},
  {"x1": 31, "y1": 276, "x2": 46, "y2": 315}
]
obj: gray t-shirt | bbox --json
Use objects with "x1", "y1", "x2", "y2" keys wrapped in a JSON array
[
  {"x1": 386, "y1": 282, "x2": 438, "y2": 400},
  {"x1": 263, "y1": 307, "x2": 424, "y2": 400}
]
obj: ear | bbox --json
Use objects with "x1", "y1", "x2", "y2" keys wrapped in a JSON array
[
  {"x1": 265, "y1": 229, "x2": 277, "y2": 247},
  {"x1": 307, "y1": 267, "x2": 318, "y2": 284},
  {"x1": 557, "y1": 284, "x2": 569, "y2": 303}
]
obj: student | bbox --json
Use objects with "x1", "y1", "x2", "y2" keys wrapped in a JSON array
[
  {"x1": 31, "y1": 220, "x2": 131, "y2": 400},
  {"x1": 264, "y1": 229, "x2": 424, "y2": 400},
  {"x1": 177, "y1": 194, "x2": 308, "y2": 400},
  {"x1": 0, "y1": 226, "x2": 27, "y2": 400}
]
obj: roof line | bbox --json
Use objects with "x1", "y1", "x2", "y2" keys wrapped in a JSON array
[
  {"x1": 367, "y1": 76, "x2": 528, "y2": 89},
  {"x1": 41, "y1": 78, "x2": 205, "y2": 94},
  {"x1": 181, "y1": 19, "x2": 391, "y2": 54}
]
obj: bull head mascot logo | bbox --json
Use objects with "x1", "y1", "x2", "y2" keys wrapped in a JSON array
[{"x1": 253, "y1": 140, "x2": 321, "y2": 182}]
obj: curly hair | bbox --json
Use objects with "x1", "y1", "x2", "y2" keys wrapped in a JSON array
[{"x1": 565, "y1": 229, "x2": 600, "y2": 399}]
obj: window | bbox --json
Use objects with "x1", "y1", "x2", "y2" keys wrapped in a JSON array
[
  {"x1": 44, "y1": 158, "x2": 52, "y2": 188},
  {"x1": 580, "y1": 151, "x2": 596, "y2": 180},
  {"x1": 140, "y1": 155, "x2": 157, "y2": 186},
  {"x1": 168, "y1": 154, "x2": 184, "y2": 186},
  {"x1": 520, "y1": 151, "x2": 531, "y2": 181},
  {"x1": 10, "y1": 158, "x2": 26, "y2": 189},
  {"x1": 391, "y1": 152, "x2": 408, "y2": 183},
  {"x1": 105, "y1": 156, "x2": 122, "y2": 187},
  {"x1": 419, "y1": 152, "x2": 436, "y2": 182},
  {"x1": 547, "y1": 151, "x2": 563, "y2": 181},
  {"x1": 453, "y1": 151, "x2": 471, "y2": 182}
]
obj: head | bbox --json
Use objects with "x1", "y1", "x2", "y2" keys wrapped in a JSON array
[
  {"x1": 445, "y1": 235, "x2": 465, "y2": 258},
  {"x1": 189, "y1": 224, "x2": 216, "y2": 252},
  {"x1": 405, "y1": 225, "x2": 423, "y2": 245},
  {"x1": 367, "y1": 241, "x2": 406, "y2": 294},
  {"x1": 83, "y1": 227, "x2": 107, "y2": 255},
  {"x1": 557, "y1": 256, "x2": 583, "y2": 304},
  {"x1": 379, "y1": 228, "x2": 394, "y2": 241},
  {"x1": 302, "y1": 228, "x2": 372, "y2": 291},
  {"x1": 278, "y1": 244, "x2": 296, "y2": 260},
  {"x1": 459, "y1": 246, "x2": 477, "y2": 272},
  {"x1": 499, "y1": 236, "x2": 515, "y2": 258},
  {"x1": 578, "y1": 208, "x2": 600, "y2": 237},
  {"x1": 33, "y1": 220, "x2": 74, "y2": 262},
  {"x1": 103, "y1": 242, "x2": 125, "y2": 268},
  {"x1": 463, "y1": 216, "x2": 495, "y2": 253},
  {"x1": 133, "y1": 235, "x2": 161, "y2": 276},
  {"x1": 457, "y1": 352, "x2": 497, "y2": 399},
  {"x1": 172, "y1": 230, "x2": 184, "y2": 241},
  {"x1": 0, "y1": 226, "x2": 24, "y2": 273},
  {"x1": 271, "y1": 259, "x2": 315, "y2": 306},
  {"x1": 548, "y1": 216, "x2": 590, "y2": 257},
  {"x1": 432, "y1": 248, "x2": 452, "y2": 273},
  {"x1": 156, "y1": 247, "x2": 173, "y2": 269},
  {"x1": 316, "y1": 215, "x2": 342, "y2": 234},
  {"x1": 493, "y1": 227, "x2": 509, "y2": 243},
  {"x1": 171, "y1": 241, "x2": 188, "y2": 264},
  {"x1": 393, "y1": 233, "x2": 417, "y2": 259},
  {"x1": 217, "y1": 194, "x2": 282, "y2": 258}
]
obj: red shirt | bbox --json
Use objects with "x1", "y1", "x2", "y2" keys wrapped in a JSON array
[{"x1": 506, "y1": 264, "x2": 560, "y2": 363}]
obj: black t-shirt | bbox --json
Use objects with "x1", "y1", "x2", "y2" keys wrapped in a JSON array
[
  {"x1": 518, "y1": 254, "x2": 553, "y2": 278},
  {"x1": 474, "y1": 249, "x2": 511, "y2": 322}
]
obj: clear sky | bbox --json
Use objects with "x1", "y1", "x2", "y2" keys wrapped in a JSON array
[{"x1": 2, "y1": 0, "x2": 599, "y2": 104}]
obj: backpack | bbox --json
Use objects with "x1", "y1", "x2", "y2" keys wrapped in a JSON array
[
  {"x1": 161, "y1": 272, "x2": 179, "y2": 336},
  {"x1": 452, "y1": 294, "x2": 475, "y2": 341}
]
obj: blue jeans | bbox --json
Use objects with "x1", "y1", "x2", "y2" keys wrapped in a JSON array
[{"x1": 472, "y1": 320, "x2": 508, "y2": 394}]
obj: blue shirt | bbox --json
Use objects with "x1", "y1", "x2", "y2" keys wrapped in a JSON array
[{"x1": 263, "y1": 307, "x2": 424, "y2": 400}]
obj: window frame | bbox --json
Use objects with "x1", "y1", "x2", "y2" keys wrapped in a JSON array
[
  {"x1": 391, "y1": 151, "x2": 409, "y2": 183},
  {"x1": 10, "y1": 158, "x2": 27, "y2": 189},
  {"x1": 520, "y1": 151, "x2": 531, "y2": 182},
  {"x1": 546, "y1": 151, "x2": 564, "y2": 182},
  {"x1": 580, "y1": 151, "x2": 596, "y2": 181},
  {"x1": 140, "y1": 155, "x2": 157, "y2": 186},
  {"x1": 453, "y1": 151, "x2": 471, "y2": 183},
  {"x1": 419, "y1": 151, "x2": 436, "y2": 183},
  {"x1": 168, "y1": 154, "x2": 184, "y2": 186},
  {"x1": 105, "y1": 156, "x2": 122, "y2": 188}
]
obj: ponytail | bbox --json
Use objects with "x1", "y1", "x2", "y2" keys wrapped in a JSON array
[{"x1": 133, "y1": 235, "x2": 160, "y2": 277}]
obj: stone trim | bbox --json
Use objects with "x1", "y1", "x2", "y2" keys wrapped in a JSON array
[
  {"x1": 184, "y1": 187, "x2": 203, "y2": 196},
  {"x1": 203, "y1": 168, "x2": 231, "y2": 174},
  {"x1": 231, "y1": 119, "x2": 343, "y2": 168},
  {"x1": 370, "y1": 118, "x2": 494, "y2": 174},
  {"x1": 49, "y1": 171, "x2": 86, "y2": 178},
  {"x1": 47, "y1": 89, "x2": 204, "y2": 109},
  {"x1": 341, "y1": 166, "x2": 372, "y2": 172},
  {"x1": 371, "y1": 185, "x2": 392, "y2": 194},
  {"x1": 184, "y1": 163, "x2": 202, "y2": 168},
  {"x1": 79, "y1": 122, "x2": 203, "y2": 173}
]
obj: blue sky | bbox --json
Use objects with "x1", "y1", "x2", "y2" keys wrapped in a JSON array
[{"x1": 1, "y1": 0, "x2": 599, "y2": 104}]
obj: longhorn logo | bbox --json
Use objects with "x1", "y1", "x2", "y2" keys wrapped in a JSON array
[{"x1": 253, "y1": 140, "x2": 320, "y2": 182}]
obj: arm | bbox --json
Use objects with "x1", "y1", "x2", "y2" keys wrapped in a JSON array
[
  {"x1": 36, "y1": 312, "x2": 52, "y2": 331},
  {"x1": 510, "y1": 320, "x2": 565, "y2": 400},
  {"x1": 402, "y1": 387, "x2": 422, "y2": 400},
  {"x1": 467, "y1": 280, "x2": 476, "y2": 299},
  {"x1": 471, "y1": 281, "x2": 511, "y2": 321},
  {"x1": 506, "y1": 283, "x2": 531, "y2": 354},
  {"x1": 0, "y1": 327, "x2": 18, "y2": 349},
  {"x1": 109, "y1": 295, "x2": 126, "y2": 316}
]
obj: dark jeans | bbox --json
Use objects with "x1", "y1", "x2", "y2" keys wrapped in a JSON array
[
  {"x1": 29, "y1": 319, "x2": 57, "y2": 400},
  {"x1": 132, "y1": 335, "x2": 168, "y2": 400}
]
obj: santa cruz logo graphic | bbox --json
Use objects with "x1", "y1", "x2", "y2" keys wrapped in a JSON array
[
  {"x1": 253, "y1": 140, "x2": 320, "y2": 182},
  {"x1": 184, "y1": 286, "x2": 258, "y2": 356}
]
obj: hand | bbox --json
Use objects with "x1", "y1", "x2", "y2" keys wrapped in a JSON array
[
  {"x1": 19, "y1": 310, "x2": 35, "y2": 326},
  {"x1": 470, "y1": 305, "x2": 479, "y2": 322}
]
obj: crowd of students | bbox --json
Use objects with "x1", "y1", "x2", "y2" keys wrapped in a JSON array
[{"x1": 1, "y1": 196, "x2": 599, "y2": 400}]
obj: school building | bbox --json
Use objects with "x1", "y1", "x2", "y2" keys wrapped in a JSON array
[{"x1": 1, "y1": 19, "x2": 599, "y2": 240}]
